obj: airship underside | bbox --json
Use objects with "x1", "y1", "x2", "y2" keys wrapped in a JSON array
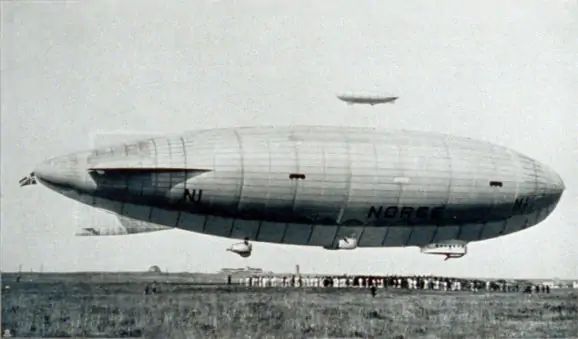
[{"x1": 24, "y1": 126, "x2": 565, "y2": 259}]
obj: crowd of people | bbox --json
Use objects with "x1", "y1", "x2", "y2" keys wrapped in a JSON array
[{"x1": 236, "y1": 274, "x2": 551, "y2": 293}]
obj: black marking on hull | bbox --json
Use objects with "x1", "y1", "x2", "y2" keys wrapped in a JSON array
[
  {"x1": 175, "y1": 211, "x2": 182, "y2": 228},
  {"x1": 228, "y1": 219, "x2": 236, "y2": 238},
  {"x1": 428, "y1": 226, "x2": 439, "y2": 244},
  {"x1": 279, "y1": 223, "x2": 289, "y2": 243},
  {"x1": 183, "y1": 189, "x2": 203, "y2": 204},
  {"x1": 254, "y1": 220, "x2": 264, "y2": 241},
  {"x1": 455, "y1": 224, "x2": 464, "y2": 241},
  {"x1": 234, "y1": 129, "x2": 245, "y2": 216},
  {"x1": 356, "y1": 227, "x2": 367, "y2": 246},
  {"x1": 330, "y1": 225, "x2": 342, "y2": 248},
  {"x1": 289, "y1": 173, "x2": 306, "y2": 180},
  {"x1": 201, "y1": 215, "x2": 209, "y2": 233},
  {"x1": 119, "y1": 200, "x2": 126, "y2": 217},
  {"x1": 290, "y1": 141, "x2": 300, "y2": 217},
  {"x1": 306, "y1": 224, "x2": 315, "y2": 245},
  {"x1": 476, "y1": 222, "x2": 487, "y2": 241},
  {"x1": 180, "y1": 136, "x2": 188, "y2": 201},
  {"x1": 405, "y1": 226, "x2": 415, "y2": 246},
  {"x1": 147, "y1": 206, "x2": 154, "y2": 223},
  {"x1": 489, "y1": 181, "x2": 503, "y2": 187}
]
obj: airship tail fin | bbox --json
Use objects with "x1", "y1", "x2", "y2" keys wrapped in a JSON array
[{"x1": 75, "y1": 213, "x2": 173, "y2": 237}]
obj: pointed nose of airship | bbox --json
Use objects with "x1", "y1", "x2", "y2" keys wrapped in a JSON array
[
  {"x1": 34, "y1": 152, "x2": 92, "y2": 192},
  {"x1": 35, "y1": 155, "x2": 76, "y2": 187}
]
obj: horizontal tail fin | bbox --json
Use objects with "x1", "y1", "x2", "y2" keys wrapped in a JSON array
[{"x1": 75, "y1": 214, "x2": 173, "y2": 236}]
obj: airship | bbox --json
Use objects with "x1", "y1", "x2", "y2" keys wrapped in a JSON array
[
  {"x1": 20, "y1": 126, "x2": 565, "y2": 260},
  {"x1": 336, "y1": 93, "x2": 398, "y2": 105}
]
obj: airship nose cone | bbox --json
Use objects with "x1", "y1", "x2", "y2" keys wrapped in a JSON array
[
  {"x1": 34, "y1": 152, "x2": 89, "y2": 192},
  {"x1": 34, "y1": 157, "x2": 70, "y2": 187}
]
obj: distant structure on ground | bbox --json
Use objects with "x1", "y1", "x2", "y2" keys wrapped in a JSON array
[
  {"x1": 148, "y1": 265, "x2": 162, "y2": 273},
  {"x1": 528, "y1": 279, "x2": 578, "y2": 289},
  {"x1": 221, "y1": 267, "x2": 264, "y2": 274}
]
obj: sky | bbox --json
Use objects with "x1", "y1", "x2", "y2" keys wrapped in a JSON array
[{"x1": 1, "y1": 0, "x2": 577, "y2": 279}]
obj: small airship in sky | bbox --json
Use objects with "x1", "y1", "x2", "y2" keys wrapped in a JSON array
[
  {"x1": 336, "y1": 93, "x2": 398, "y2": 105},
  {"x1": 21, "y1": 126, "x2": 565, "y2": 261}
]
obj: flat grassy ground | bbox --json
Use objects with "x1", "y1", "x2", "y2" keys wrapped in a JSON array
[{"x1": 1, "y1": 274, "x2": 577, "y2": 338}]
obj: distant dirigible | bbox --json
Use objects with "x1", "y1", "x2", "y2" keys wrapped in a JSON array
[
  {"x1": 336, "y1": 93, "x2": 398, "y2": 105},
  {"x1": 22, "y1": 125, "x2": 565, "y2": 261}
]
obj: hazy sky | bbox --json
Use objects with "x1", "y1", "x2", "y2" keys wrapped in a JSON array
[{"x1": 2, "y1": 0, "x2": 577, "y2": 279}]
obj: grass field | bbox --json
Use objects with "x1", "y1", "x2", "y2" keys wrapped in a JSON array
[{"x1": 2, "y1": 273, "x2": 577, "y2": 338}]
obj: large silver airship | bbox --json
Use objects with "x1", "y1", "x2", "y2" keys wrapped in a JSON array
[
  {"x1": 336, "y1": 93, "x2": 398, "y2": 105},
  {"x1": 20, "y1": 126, "x2": 565, "y2": 260}
]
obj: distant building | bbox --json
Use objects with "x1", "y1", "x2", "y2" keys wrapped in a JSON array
[
  {"x1": 148, "y1": 265, "x2": 162, "y2": 273},
  {"x1": 540, "y1": 281, "x2": 555, "y2": 288},
  {"x1": 221, "y1": 267, "x2": 263, "y2": 274},
  {"x1": 573, "y1": 281, "x2": 578, "y2": 289}
]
